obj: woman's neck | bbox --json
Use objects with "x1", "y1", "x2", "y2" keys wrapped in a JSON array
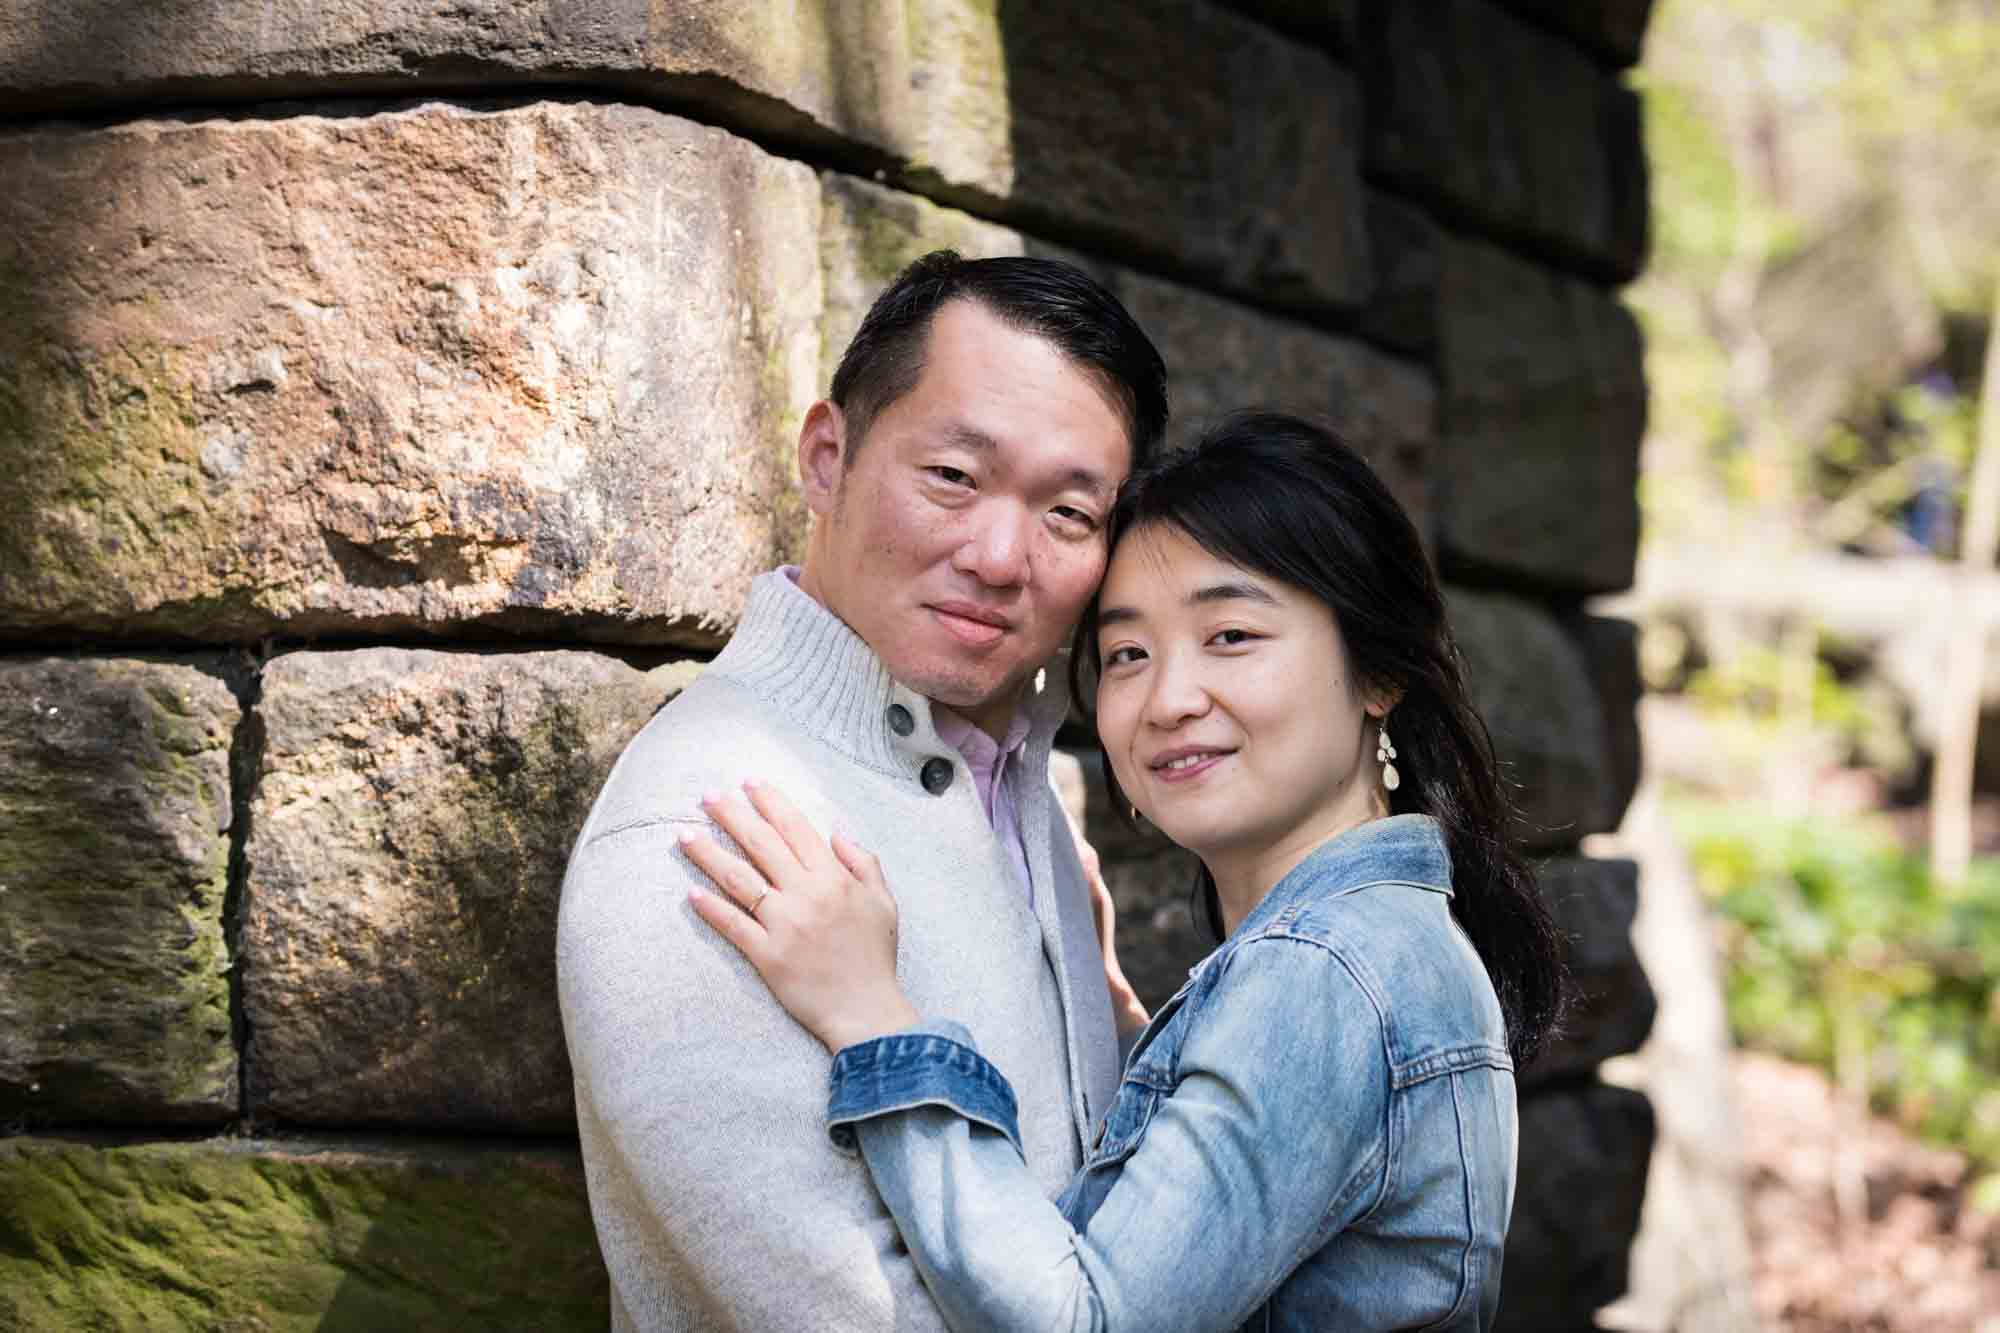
[{"x1": 1207, "y1": 789, "x2": 1391, "y2": 934}]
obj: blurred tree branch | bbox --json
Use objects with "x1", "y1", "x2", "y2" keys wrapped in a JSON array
[{"x1": 1930, "y1": 273, "x2": 2000, "y2": 889}]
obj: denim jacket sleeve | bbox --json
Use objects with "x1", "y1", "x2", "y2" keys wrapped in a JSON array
[{"x1": 825, "y1": 938, "x2": 1393, "y2": 1333}]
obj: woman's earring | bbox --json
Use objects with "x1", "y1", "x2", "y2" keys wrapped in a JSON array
[{"x1": 1376, "y1": 722, "x2": 1400, "y2": 792}]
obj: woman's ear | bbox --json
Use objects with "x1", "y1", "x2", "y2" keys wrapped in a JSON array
[
  {"x1": 797, "y1": 400, "x2": 848, "y2": 518},
  {"x1": 1362, "y1": 682, "x2": 1405, "y2": 721}
]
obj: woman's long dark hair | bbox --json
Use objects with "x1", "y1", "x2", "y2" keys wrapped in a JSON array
[{"x1": 1070, "y1": 412, "x2": 1567, "y2": 1068}]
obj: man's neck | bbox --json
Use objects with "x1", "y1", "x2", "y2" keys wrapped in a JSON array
[{"x1": 935, "y1": 693, "x2": 1026, "y2": 746}]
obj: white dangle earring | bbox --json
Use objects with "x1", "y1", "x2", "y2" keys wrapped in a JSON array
[{"x1": 1376, "y1": 721, "x2": 1400, "y2": 792}]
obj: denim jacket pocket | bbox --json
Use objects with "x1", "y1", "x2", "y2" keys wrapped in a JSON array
[
  {"x1": 1090, "y1": 1060, "x2": 1171, "y2": 1164},
  {"x1": 1090, "y1": 980, "x2": 1194, "y2": 1165}
]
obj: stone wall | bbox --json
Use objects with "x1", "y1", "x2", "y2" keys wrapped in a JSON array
[{"x1": 0, "y1": 2, "x2": 1656, "y2": 1327}]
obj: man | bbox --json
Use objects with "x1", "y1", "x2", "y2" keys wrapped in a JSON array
[{"x1": 556, "y1": 251, "x2": 1168, "y2": 1331}]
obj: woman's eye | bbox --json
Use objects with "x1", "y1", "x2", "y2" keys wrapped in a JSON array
[
  {"x1": 1211, "y1": 628, "x2": 1258, "y2": 647},
  {"x1": 1102, "y1": 645, "x2": 1146, "y2": 668}
]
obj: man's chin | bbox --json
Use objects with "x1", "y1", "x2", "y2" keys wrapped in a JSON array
[{"x1": 894, "y1": 658, "x2": 1028, "y2": 714}]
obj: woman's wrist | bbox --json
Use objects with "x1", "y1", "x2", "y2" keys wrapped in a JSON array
[
  {"x1": 1109, "y1": 976, "x2": 1151, "y2": 1038},
  {"x1": 821, "y1": 990, "x2": 923, "y2": 1054}
]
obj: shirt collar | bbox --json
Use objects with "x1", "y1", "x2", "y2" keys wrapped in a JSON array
[{"x1": 931, "y1": 700, "x2": 1035, "y2": 768}]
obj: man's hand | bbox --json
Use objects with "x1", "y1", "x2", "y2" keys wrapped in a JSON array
[{"x1": 1068, "y1": 816, "x2": 1150, "y2": 1039}]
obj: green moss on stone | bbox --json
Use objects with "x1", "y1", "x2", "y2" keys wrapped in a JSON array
[
  {"x1": 0, "y1": 272, "x2": 210, "y2": 618},
  {"x1": 0, "y1": 662, "x2": 238, "y2": 1120},
  {"x1": 0, "y1": 1138, "x2": 609, "y2": 1332}
]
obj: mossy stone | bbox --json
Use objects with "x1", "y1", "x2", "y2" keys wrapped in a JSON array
[
  {"x1": 0, "y1": 657, "x2": 239, "y2": 1125},
  {"x1": 0, "y1": 1136, "x2": 608, "y2": 1332}
]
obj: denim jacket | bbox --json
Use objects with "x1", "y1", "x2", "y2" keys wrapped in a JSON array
[{"x1": 825, "y1": 814, "x2": 1518, "y2": 1332}]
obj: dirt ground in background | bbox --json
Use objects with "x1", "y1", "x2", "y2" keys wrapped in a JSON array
[{"x1": 1735, "y1": 1052, "x2": 2000, "y2": 1332}]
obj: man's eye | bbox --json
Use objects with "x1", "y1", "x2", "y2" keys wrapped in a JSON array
[
  {"x1": 929, "y1": 466, "x2": 974, "y2": 487},
  {"x1": 1052, "y1": 505, "x2": 1099, "y2": 530}
]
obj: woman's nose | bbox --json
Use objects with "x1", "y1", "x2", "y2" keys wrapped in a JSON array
[{"x1": 1143, "y1": 651, "x2": 1211, "y2": 727}]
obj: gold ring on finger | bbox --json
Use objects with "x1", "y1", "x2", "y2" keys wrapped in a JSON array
[{"x1": 748, "y1": 885, "x2": 772, "y2": 917}]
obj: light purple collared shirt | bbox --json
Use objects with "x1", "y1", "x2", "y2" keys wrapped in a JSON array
[{"x1": 932, "y1": 703, "x2": 1036, "y2": 904}]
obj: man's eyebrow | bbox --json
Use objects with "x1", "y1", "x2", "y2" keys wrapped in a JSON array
[
  {"x1": 940, "y1": 422, "x2": 1115, "y2": 498},
  {"x1": 941, "y1": 422, "x2": 998, "y2": 453}
]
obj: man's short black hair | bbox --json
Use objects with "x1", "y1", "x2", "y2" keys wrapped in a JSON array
[{"x1": 828, "y1": 251, "x2": 1169, "y2": 467}]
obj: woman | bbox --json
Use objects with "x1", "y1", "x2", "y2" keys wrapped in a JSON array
[{"x1": 684, "y1": 412, "x2": 1566, "y2": 1331}]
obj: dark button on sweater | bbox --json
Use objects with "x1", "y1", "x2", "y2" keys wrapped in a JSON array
[{"x1": 919, "y1": 756, "x2": 954, "y2": 795}]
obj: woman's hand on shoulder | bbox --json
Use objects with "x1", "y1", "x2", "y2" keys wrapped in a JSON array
[
  {"x1": 1069, "y1": 813, "x2": 1151, "y2": 1038},
  {"x1": 683, "y1": 780, "x2": 918, "y2": 1052}
]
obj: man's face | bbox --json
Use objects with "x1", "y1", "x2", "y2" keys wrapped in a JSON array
[{"x1": 799, "y1": 300, "x2": 1133, "y2": 735}]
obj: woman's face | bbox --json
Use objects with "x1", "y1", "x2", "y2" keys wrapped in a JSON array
[{"x1": 1094, "y1": 522, "x2": 1386, "y2": 874}]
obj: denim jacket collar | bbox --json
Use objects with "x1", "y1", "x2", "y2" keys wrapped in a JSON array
[{"x1": 1232, "y1": 813, "x2": 1453, "y2": 942}]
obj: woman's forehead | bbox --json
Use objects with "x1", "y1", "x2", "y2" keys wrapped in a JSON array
[{"x1": 1101, "y1": 523, "x2": 1289, "y2": 615}]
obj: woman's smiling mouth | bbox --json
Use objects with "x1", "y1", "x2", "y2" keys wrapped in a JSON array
[{"x1": 1148, "y1": 747, "x2": 1235, "y2": 781}]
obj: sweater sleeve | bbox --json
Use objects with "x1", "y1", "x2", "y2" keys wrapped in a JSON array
[
  {"x1": 557, "y1": 824, "x2": 951, "y2": 1332},
  {"x1": 831, "y1": 940, "x2": 1394, "y2": 1333}
]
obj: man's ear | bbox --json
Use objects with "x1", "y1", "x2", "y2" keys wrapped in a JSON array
[{"x1": 798, "y1": 400, "x2": 847, "y2": 518}]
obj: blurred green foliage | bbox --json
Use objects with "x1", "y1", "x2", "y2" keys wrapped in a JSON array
[
  {"x1": 1674, "y1": 798, "x2": 2000, "y2": 1176},
  {"x1": 1635, "y1": 0, "x2": 2000, "y2": 552}
]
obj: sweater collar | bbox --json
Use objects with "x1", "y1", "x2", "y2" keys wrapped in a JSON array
[{"x1": 707, "y1": 568, "x2": 1074, "y2": 777}]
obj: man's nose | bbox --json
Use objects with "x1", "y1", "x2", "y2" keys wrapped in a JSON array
[{"x1": 951, "y1": 502, "x2": 1032, "y2": 588}]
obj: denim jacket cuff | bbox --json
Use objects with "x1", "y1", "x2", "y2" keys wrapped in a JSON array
[{"x1": 826, "y1": 1020, "x2": 1022, "y2": 1157}]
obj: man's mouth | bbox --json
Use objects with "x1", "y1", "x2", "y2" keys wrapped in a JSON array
[{"x1": 929, "y1": 602, "x2": 1014, "y2": 648}]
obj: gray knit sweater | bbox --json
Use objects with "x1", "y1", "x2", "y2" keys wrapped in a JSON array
[{"x1": 557, "y1": 569, "x2": 1122, "y2": 1332}]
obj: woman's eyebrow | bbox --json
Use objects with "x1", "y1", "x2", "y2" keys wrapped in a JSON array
[
  {"x1": 1097, "y1": 581, "x2": 1275, "y2": 628},
  {"x1": 1096, "y1": 604, "x2": 1141, "y2": 628},
  {"x1": 1187, "y1": 581, "x2": 1279, "y2": 608}
]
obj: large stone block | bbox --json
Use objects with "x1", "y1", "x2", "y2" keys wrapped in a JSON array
[
  {"x1": 0, "y1": 656, "x2": 238, "y2": 1125},
  {"x1": 1105, "y1": 269, "x2": 1436, "y2": 542},
  {"x1": 986, "y1": 0, "x2": 1371, "y2": 313},
  {"x1": 1522, "y1": 857, "x2": 1655, "y2": 1086},
  {"x1": 1501, "y1": 0, "x2": 1656, "y2": 67},
  {"x1": 1564, "y1": 612, "x2": 1643, "y2": 829},
  {"x1": 1446, "y1": 587, "x2": 1614, "y2": 849},
  {"x1": 1, "y1": 2, "x2": 1369, "y2": 316},
  {"x1": 0, "y1": 1, "x2": 925, "y2": 159},
  {"x1": 0, "y1": 1136, "x2": 606, "y2": 1331},
  {"x1": 240, "y1": 648, "x2": 697, "y2": 1131},
  {"x1": 1361, "y1": 0, "x2": 1648, "y2": 282},
  {"x1": 1216, "y1": 0, "x2": 1363, "y2": 56},
  {"x1": 1436, "y1": 234, "x2": 1645, "y2": 595},
  {"x1": 0, "y1": 101, "x2": 820, "y2": 647},
  {"x1": 1357, "y1": 190, "x2": 1444, "y2": 355},
  {"x1": 1499, "y1": 1083, "x2": 1654, "y2": 1330}
]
